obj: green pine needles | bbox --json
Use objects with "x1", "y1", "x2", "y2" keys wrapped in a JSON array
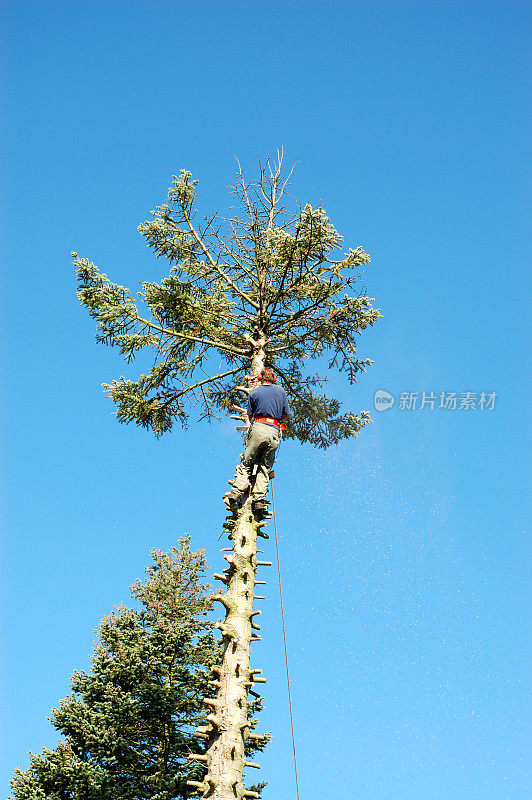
[
  {"x1": 10, "y1": 539, "x2": 266, "y2": 800},
  {"x1": 74, "y1": 152, "x2": 381, "y2": 448}
]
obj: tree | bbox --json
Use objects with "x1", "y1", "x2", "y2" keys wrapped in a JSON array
[
  {"x1": 10, "y1": 539, "x2": 264, "y2": 800},
  {"x1": 72, "y1": 151, "x2": 381, "y2": 799},
  {"x1": 73, "y1": 152, "x2": 379, "y2": 447}
]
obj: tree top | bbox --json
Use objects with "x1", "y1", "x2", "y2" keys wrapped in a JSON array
[{"x1": 75, "y1": 151, "x2": 381, "y2": 448}]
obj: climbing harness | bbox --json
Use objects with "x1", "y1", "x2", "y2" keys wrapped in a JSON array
[{"x1": 271, "y1": 480, "x2": 301, "y2": 800}]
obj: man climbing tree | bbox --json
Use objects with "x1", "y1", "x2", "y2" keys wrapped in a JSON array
[
  {"x1": 73, "y1": 150, "x2": 380, "y2": 799},
  {"x1": 224, "y1": 367, "x2": 290, "y2": 514}
]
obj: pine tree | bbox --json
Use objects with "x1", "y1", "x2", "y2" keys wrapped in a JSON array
[
  {"x1": 73, "y1": 152, "x2": 379, "y2": 447},
  {"x1": 71, "y1": 151, "x2": 380, "y2": 799},
  {"x1": 10, "y1": 539, "x2": 264, "y2": 800}
]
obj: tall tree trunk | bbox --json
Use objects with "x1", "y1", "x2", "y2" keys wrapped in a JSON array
[{"x1": 187, "y1": 334, "x2": 270, "y2": 800}]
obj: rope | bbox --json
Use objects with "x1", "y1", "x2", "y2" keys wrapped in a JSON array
[{"x1": 270, "y1": 481, "x2": 301, "y2": 800}]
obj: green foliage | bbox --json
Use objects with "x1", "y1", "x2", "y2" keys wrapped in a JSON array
[
  {"x1": 75, "y1": 154, "x2": 381, "y2": 447},
  {"x1": 9, "y1": 539, "x2": 255, "y2": 800}
]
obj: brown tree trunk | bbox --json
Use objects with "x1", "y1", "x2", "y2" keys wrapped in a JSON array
[{"x1": 187, "y1": 334, "x2": 270, "y2": 800}]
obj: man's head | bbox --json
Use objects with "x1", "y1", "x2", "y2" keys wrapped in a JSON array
[{"x1": 258, "y1": 367, "x2": 277, "y2": 384}]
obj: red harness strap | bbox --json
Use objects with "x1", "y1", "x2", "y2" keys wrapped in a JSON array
[
  {"x1": 254, "y1": 416, "x2": 286, "y2": 431},
  {"x1": 254, "y1": 416, "x2": 280, "y2": 427}
]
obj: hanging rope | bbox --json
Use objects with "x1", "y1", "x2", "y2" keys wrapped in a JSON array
[{"x1": 270, "y1": 481, "x2": 301, "y2": 800}]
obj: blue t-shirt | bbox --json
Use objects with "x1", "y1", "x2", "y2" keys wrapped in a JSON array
[{"x1": 247, "y1": 384, "x2": 291, "y2": 426}]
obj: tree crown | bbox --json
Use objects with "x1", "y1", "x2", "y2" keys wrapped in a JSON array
[{"x1": 75, "y1": 152, "x2": 381, "y2": 447}]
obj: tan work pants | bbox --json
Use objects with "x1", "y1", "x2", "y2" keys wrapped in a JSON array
[{"x1": 233, "y1": 422, "x2": 280, "y2": 501}]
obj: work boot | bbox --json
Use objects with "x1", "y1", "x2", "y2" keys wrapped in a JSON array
[{"x1": 252, "y1": 499, "x2": 269, "y2": 514}]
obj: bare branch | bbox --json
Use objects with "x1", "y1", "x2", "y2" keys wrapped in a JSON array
[
  {"x1": 156, "y1": 367, "x2": 241, "y2": 406},
  {"x1": 181, "y1": 207, "x2": 259, "y2": 310},
  {"x1": 132, "y1": 311, "x2": 248, "y2": 357}
]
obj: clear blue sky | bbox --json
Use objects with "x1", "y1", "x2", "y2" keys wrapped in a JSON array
[{"x1": 1, "y1": 2, "x2": 530, "y2": 798}]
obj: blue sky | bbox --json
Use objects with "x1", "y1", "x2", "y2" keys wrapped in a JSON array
[{"x1": 1, "y1": 1, "x2": 530, "y2": 798}]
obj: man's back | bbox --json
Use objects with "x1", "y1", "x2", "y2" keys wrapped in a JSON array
[{"x1": 247, "y1": 383, "x2": 290, "y2": 422}]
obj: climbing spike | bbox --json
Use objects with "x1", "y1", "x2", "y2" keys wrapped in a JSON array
[
  {"x1": 256, "y1": 560, "x2": 272, "y2": 567},
  {"x1": 244, "y1": 792, "x2": 260, "y2": 799},
  {"x1": 254, "y1": 595, "x2": 266, "y2": 600},
  {"x1": 186, "y1": 780, "x2": 205, "y2": 789},
  {"x1": 255, "y1": 580, "x2": 266, "y2": 585},
  {"x1": 187, "y1": 753, "x2": 208, "y2": 762},
  {"x1": 245, "y1": 761, "x2": 261, "y2": 769}
]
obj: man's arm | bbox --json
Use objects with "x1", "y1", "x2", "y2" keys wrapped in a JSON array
[
  {"x1": 280, "y1": 390, "x2": 291, "y2": 424},
  {"x1": 246, "y1": 390, "x2": 255, "y2": 423}
]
